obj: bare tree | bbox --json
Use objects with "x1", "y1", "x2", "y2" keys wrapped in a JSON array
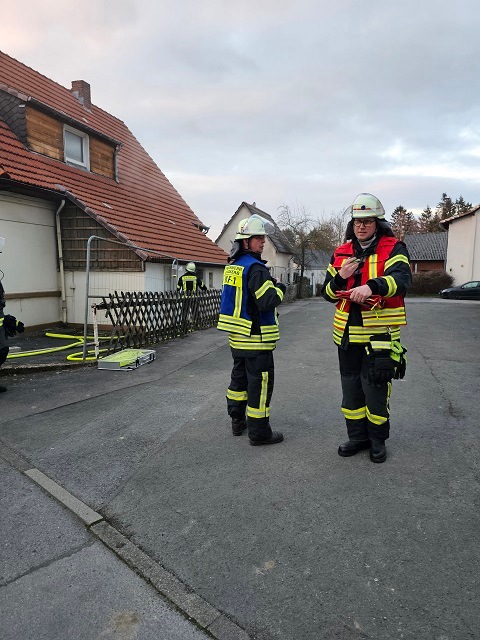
[{"x1": 276, "y1": 203, "x2": 316, "y2": 298}]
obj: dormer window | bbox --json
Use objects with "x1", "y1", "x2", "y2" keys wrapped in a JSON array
[{"x1": 64, "y1": 125, "x2": 90, "y2": 170}]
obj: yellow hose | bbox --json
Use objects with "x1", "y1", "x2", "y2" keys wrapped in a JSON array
[{"x1": 6, "y1": 332, "x2": 110, "y2": 360}]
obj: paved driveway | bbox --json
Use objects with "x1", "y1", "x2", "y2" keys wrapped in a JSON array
[{"x1": 1, "y1": 298, "x2": 479, "y2": 640}]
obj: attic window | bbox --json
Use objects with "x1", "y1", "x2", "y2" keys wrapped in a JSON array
[{"x1": 64, "y1": 125, "x2": 90, "y2": 170}]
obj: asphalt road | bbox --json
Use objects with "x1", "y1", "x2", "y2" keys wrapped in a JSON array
[{"x1": 1, "y1": 298, "x2": 479, "y2": 640}]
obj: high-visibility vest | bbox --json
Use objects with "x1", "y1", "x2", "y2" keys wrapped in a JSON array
[
  {"x1": 217, "y1": 254, "x2": 281, "y2": 350},
  {"x1": 179, "y1": 274, "x2": 198, "y2": 292},
  {"x1": 330, "y1": 236, "x2": 407, "y2": 345}
]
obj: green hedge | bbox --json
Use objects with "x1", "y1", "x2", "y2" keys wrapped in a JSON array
[{"x1": 408, "y1": 270, "x2": 454, "y2": 295}]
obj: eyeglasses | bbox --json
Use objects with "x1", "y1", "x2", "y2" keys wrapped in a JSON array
[{"x1": 353, "y1": 219, "x2": 375, "y2": 227}]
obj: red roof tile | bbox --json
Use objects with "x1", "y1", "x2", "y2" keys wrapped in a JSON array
[{"x1": 0, "y1": 51, "x2": 228, "y2": 265}]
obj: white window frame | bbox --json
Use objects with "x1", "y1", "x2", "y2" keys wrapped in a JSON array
[{"x1": 64, "y1": 125, "x2": 90, "y2": 170}]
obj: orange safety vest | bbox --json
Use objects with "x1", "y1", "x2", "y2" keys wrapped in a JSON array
[{"x1": 331, "y1": 236, "x2": 407, "y2": 345}]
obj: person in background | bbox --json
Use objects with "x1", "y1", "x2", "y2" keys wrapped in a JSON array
[
  {"x1": 321, "y1": 194, "x2": 411, "y2": 463},
  {"x1": 177, "y1": 262, "x2": 207, "y2": 333},
  {"x1": 217, "y1": 215, "x2": 286, "y2": 446},
  {"x1": 0, "y1": 237, "x2": 25, "y2": 392},
  {"x1": 177, "y1": 262, "x2": 207, "y2": 293}
]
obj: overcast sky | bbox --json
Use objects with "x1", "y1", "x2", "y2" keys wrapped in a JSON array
[{"x1": 2, "y1": 0, "x2": 480, "y2": 239}]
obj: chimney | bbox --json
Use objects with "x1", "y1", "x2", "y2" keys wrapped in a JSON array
[{"x1": 71, "y1": 80, "x2": 91, "y2": 109}]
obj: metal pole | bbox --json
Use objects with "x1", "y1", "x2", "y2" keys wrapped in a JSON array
[{"x1": 82, "y1": 236, "x2": 95, "y2": 361}]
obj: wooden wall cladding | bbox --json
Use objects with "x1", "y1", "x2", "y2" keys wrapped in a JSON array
[
  {"x1": 26, "y1": 106, "x2": 63, "y2": 160},
  {"x1": 26, "y1": 105, "x2": 115, "y2": 178},
  {"x1": 90, "y1": 136, "x2": 115, "y2": 178},
  {"x1": 61, "y1": 204, "x2": 143, "y2": 271}
]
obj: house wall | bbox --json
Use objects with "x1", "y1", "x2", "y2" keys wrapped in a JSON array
[
  {"x1": 446, "y1": 213, "x2": 480, "y2": 283},
  {"x1": 0, "y1": 191, "x2": 61, "y2": 325},
  {"x1": 410, "y1": 260, "x2": 445, "y2": 273},
  {"x1": 216, "y1": 205, "x2": 292, "y2": 282}
]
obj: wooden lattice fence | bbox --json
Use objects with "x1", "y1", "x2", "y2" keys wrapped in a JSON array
[{"x1": 96, "y1": 290, "x2": 222, "y2": 354}]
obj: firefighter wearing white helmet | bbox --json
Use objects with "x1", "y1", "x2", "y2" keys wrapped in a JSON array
[
  {"x1": 321, "y1": 194, "x2": 411, "y2": 463},
  {"x1": 217, "y1": 213, "x2": 286, "y2": 445},
  {"x1": 177, "y1": 261, "x2": 207, "y2": 294}
]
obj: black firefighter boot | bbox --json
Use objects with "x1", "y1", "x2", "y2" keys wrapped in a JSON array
[
  {"x1": 338, "y1": 440, "x2": 370, "y2": 457},
  {"x1": 369, "y1": 439, "x2": 387, "y2": 463},
  {"x1": 231, "y1": 417, "x2": 247, "y2": 436},
  {"x1": 338, "y1": 419, "x2": 370, "y2": 457},
  {"x1": 248, "y1": 418, "x2": 283, "y2": 446}
]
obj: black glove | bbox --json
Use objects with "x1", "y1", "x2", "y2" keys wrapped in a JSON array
[
  {"x1": 366, "y1": 334, "x2": 396, "y2": 385},
  {"x1": 2, "y1": 314, "x2": 25, "y2": 337},
  {"x1": 391, "y1": 341, "x2": 407, "y2": 379}
]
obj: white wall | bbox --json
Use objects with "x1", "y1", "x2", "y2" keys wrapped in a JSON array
[
  {"x1": 216, "y1": 204, "x2": 293, "y2": 282},
  {"x1": 446, "y1": 212, "x2": 480, "y2": 283},
  {"x1": 0, "y1": 192, "x2": 61, "y2": 325}
]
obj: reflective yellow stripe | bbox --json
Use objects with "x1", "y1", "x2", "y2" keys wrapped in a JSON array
[
  {"x1": 326, "y1": 281, "x2": 337, "y2": 300},
  {"x1": 229, "y1": 337, "x2": 275, "y2": 351},
  {"x1": 382, "y1": 275, "x2": 397, "y2": 296},
  {"x1": 0, "y1": 318, "x2": 3, "y2": 327},
  {"x1": 227, "y1": 388, "x2": 248, "y2": 401},
  {"x1": 217, "y1": 314, "x2": 252, "y2": 336},
  {"x1": 247, "y1": 406, "x2": 271, "y2": 418},
  {"x1": 367, "y1": 254, "x2": 378, "y2": 279},
  {"x1": 275, "y1": 286, "x2": 284, "y2": 301},
  {"x1": 255, "y1": 280, "x2": 275, "y2": 299},
  {"x1": 234, "y1": 285, "x2": 242, "y2": 317},
  {"x1": 260, "y1": 371, "x2": 268, "y2": 414},
  {"x1": 327, "y1": 265, "x2": 336, "y2": 277},
  {"x1": 366, "y1": 408, "x2": 389, "y2": 425},
  {"x1": 341, "y1": 406, "x2": 367, "y2": 420},
  {"x1": 385, "y1": 254, "x2": 410, "y2": 270},
  {"x1": 370, "y1": 341, "x2": 391, "y2": 350},
  {"x1": 361, "y1": 308, "x2": 406, "y2": 327}
]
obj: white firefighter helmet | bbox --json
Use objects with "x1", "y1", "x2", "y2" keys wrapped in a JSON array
[
  {"x1": 234, "y1": 214, "x2": 267, "y2": 240},
  {"x1": 347, "y1": 193, "x2": 386, "y2": 219},
  {"x1": 185, "y1": 262, "x2": 196, "y2": 273}
]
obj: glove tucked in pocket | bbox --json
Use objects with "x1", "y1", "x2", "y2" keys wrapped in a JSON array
[{"x1": 365, "y1": 334, "x2": 396, "y2": 385}]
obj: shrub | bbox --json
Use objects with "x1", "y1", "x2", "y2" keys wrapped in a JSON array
[{"x1": 409, "y1": 270, "x2": 454, "y2": 295}]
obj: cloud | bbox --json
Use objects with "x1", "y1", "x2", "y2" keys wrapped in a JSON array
[{"x1": 2, "y1": 0, "x2": 480, "y2": 235}]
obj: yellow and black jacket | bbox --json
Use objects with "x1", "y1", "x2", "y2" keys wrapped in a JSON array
[
  {"x1": 177, "y1": 273, "x2": 207, "y2": 293},
  {"x1": 322, "y1": 235, "x2": 411, "y2": 347},
  {"x1": 217, "y1": 252, "x2": 286, "y2": 352}
]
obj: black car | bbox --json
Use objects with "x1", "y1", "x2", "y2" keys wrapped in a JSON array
[{"x1": 440, "y1": 281, "x2": 480, "y2": 300}]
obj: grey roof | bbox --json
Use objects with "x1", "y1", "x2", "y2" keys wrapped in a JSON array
[
  {"x1": 302, "y1": 249, "x2": 331, "y2": 269},
  {"x1": 440, "y1": 204, "x2": 480, "y2": 228},
  {"x1": 403, "y1": 232, "x2": 447, "y2": 261},
  {"x1": 243, "y1": 202, "x2": 293, "y2": 254}
]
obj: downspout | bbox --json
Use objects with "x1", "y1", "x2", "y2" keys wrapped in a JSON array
[{"x1": 55, "y1": 199, "x2": 67, "y2": 324}]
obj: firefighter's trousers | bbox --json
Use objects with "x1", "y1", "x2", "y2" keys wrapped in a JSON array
[
  {"x1": 226, "y1": 349, "x2": 274, "y2": 441},
  {"x1": 338, "y1": 344, "x2": 391, "y2": 441}
]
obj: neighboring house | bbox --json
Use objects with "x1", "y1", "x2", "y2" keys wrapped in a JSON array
[
  {"x1": 403, "y1": 232, "x2": 447, "y2": 273},
  {"x1": 295, "y1": 249, "x2": 331, "y2": 293},
  {"x1": 216, "y1": 202, "x2": 294, "y2": 282},
  {"x1": 440, "y1": 205, "x2": 480, "y2": 283},
  {"x1": 0, "y1": 51, "x2": 228, "y2": 327}
]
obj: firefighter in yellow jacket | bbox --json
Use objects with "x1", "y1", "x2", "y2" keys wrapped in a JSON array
[
  {"x1": 217, "y1": 215, "x2": 286, "y2": 445},
  {"x1": 321, "y1": 194, "x2": 411, "y2": 462}
]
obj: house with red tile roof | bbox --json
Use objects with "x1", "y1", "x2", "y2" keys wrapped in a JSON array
[
  {"x1": 216, "y1": 202, "x2": 294, "y2": 283},
  {"x1": 0, "y1": 51, "x2": 228, "y2": 327}
]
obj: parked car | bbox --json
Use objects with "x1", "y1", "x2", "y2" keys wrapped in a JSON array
[{"x1": 439, "y1": 281, "x2": 480, "y2": 300}]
